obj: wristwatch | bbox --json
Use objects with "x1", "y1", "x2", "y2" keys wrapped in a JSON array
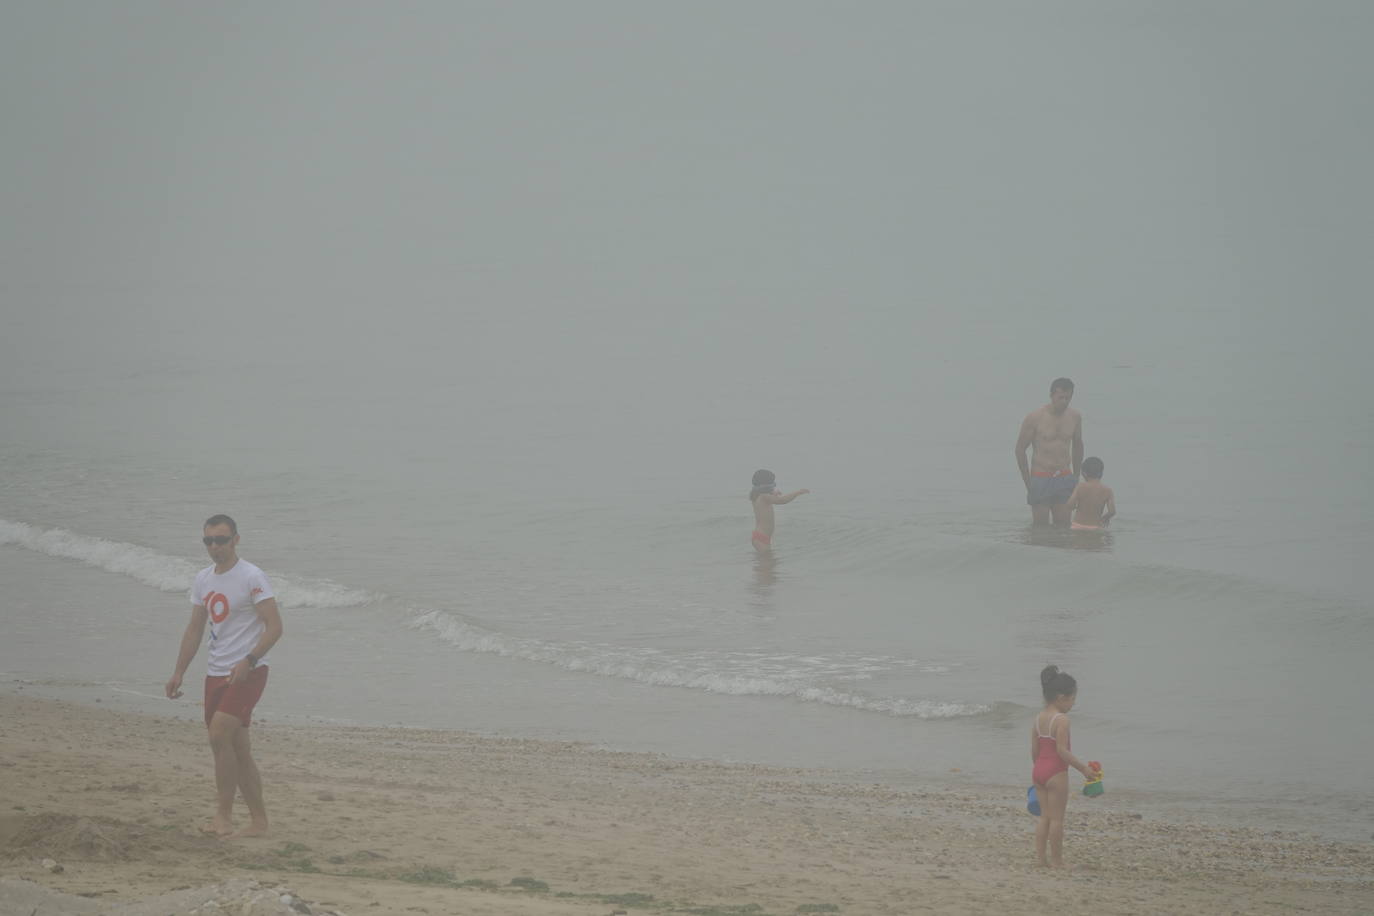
[{"x1": 246, "y1": 654, "x2": 259, "y2": 669}]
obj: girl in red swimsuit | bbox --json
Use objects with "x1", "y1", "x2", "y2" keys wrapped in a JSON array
[{"x1": 1030, "y1": 665, "x2": 1097, "y2": 868}]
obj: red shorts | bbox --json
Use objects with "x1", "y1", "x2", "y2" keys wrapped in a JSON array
[
  {"x1": 203, "y1": 665, "x2": 269, "y2": 728},
  {"x1": 751, "y1": 530, "x2": 771, "y2": 547}
]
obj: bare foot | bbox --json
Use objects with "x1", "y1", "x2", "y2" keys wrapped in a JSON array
[
  {"x1": 201, "y1": 816, "x2": 234, "y2": 837},
  {"x1": 234, "y1": 820, "x2": 269, "y2": 838}
]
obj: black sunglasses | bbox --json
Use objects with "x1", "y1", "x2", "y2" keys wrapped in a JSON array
[{"x1": 202, "y1": 535, "x2": 233, "y2": 546}]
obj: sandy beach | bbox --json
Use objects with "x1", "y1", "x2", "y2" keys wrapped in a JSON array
[{"x1": 1, "y1": 691, "x2": 1369, "y2": 916}]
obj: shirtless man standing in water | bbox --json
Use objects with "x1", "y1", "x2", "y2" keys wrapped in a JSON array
[{"x1": 1015, "y1": 378, "x2": 1084, "y2": 526}]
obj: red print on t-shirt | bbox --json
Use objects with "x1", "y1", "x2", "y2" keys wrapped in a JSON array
[{"x1": 206, "y1": 591, "x2": 230, "y2": 624}]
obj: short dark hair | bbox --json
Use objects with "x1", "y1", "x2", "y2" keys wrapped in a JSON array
[
  {"x1": 1050, "y1": 377, "x2": 1074, "y2": 394},
  {"x1": 1082, "y1": 457, "x2": 1104, "y2": 479},
  {"x1": 751, "y1": 469, "x2": 775, "y2": 487},
  {"x1": 1040, "y1": 664, "x2": 1077, "y2": 703},
  {"x1": 203, "y1": 514, "x2": 237, "y2": 535}
]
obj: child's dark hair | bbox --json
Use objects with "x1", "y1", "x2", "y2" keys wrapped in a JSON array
[
  {"x1": 1040, "y1": 664, "x2": 1077, "y2": 703},
  {"x1": 749, "y1": 469, "x2": 776, "y2": 501},
  {"x1": 1082, "y1": 456, "x2": 1104, "y2": 479}
]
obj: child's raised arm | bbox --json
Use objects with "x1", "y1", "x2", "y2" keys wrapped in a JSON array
[{"x1": 767, "y1": 489, "x2": 810, "y2": 505}]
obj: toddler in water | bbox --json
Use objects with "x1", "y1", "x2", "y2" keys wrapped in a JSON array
[
  {"x1": 748, "y1": 469, "x2": 809, "y2": 552},
  {"x1": 1065, "y1": 456, "x2": 1115, "y2": 530},
  {"x1": 1030, "y1": 665, "x2": 1098, "y2": 868}
]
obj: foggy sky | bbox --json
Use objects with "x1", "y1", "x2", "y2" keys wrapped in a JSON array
[
  {"x1": 2, "y1": 1, "x2": 1371, "y2": 599},
  {"x1": 3, "y1": 1, "x2": 1370, "y2": 318}
]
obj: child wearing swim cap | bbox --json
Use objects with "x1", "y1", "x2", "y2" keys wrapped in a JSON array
[{"x1": 748, "y1": 469, "x2": 809, "y2": 552}]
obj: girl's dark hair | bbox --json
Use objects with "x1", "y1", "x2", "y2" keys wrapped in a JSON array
[
  {"x1": 749, "y1": 469, "x2": 776, "y2": 501},
  {"x1": 1040, "y1": 664, "x2": 1077, "y2": 703}
]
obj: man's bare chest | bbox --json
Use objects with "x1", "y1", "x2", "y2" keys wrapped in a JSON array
[{"x1": 1033, "y1": 413, "x2": 1075, "y2": 443}]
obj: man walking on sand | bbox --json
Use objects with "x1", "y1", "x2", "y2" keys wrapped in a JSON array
[
  {"x1": 165, "y1": 514, "x2": 283, "y2": 837},
  {"x1": 1015, "y1": 378, "x2": 1084, "y2": 526}
]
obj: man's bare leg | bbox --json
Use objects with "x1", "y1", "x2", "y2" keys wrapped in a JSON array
[
  {"x1": 1031, "y1": 505, "x2": 1052, "y2": 526},
  {"x1": 205, "y1": 711, "x2": 242, "y2": 835},
  {"x1": 231, "y1": 725, "x2": 269, "y2": 837},
  {"x1": 1051, "y1": 503, "x2": 1072, "y2": 526}
]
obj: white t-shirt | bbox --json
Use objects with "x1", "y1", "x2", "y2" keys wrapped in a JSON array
[{"x1": 190, "y1": 559, "x2": 276, "y2": 677}]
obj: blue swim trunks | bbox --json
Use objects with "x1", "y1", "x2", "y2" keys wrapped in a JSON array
[{"x1": 1027, "y1": 472, "x2": 1077, "y2": 506}]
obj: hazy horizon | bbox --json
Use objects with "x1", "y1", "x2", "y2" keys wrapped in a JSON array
[{"x1": 2, "y1": 1, "x2": 1372, "y2": 842}]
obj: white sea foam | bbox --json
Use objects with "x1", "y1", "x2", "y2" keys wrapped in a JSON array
[
  {"x1": 409, "y1": 609, "x2": 988, "y2": 719},
  {"x1": 0, "y1": 519, "x2": 373, "y2": 609},
  {"x1": 270, "y1": 577, "x2": 376, "y2": 610},
  {"x1": 0, "y1": 519, "x2": 199, "y2": 591}
]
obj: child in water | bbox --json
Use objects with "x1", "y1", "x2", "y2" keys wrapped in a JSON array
[
  {"x1": 1065, "y1": 456, "x2": 1115, "y2": 530},
  {"x1": 1030, "y1": 665, "x2": 1098, "y2": 868},
  {"x1": 748, "y1": 469, "x2": 809, "y2": 552}
]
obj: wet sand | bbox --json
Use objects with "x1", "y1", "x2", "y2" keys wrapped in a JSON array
[{"x1": 1, "y1": 691, "x2": 1370, "y2": 915}]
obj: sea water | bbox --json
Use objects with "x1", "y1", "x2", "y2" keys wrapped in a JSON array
[
  {"x1": 2, "y1": 0, "x2": 1371, "y2": 843},
  {"x1": 2, "y1": 290, "x2": 1370, "y2": 841}
]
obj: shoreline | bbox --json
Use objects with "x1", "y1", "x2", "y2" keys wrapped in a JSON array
[
  {"x1": 11, "y1": 673, "x2": 1369, "y2": 846},
  {"x1": 1, "y1": 690, "x2": 1371, "y2": 915}
]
